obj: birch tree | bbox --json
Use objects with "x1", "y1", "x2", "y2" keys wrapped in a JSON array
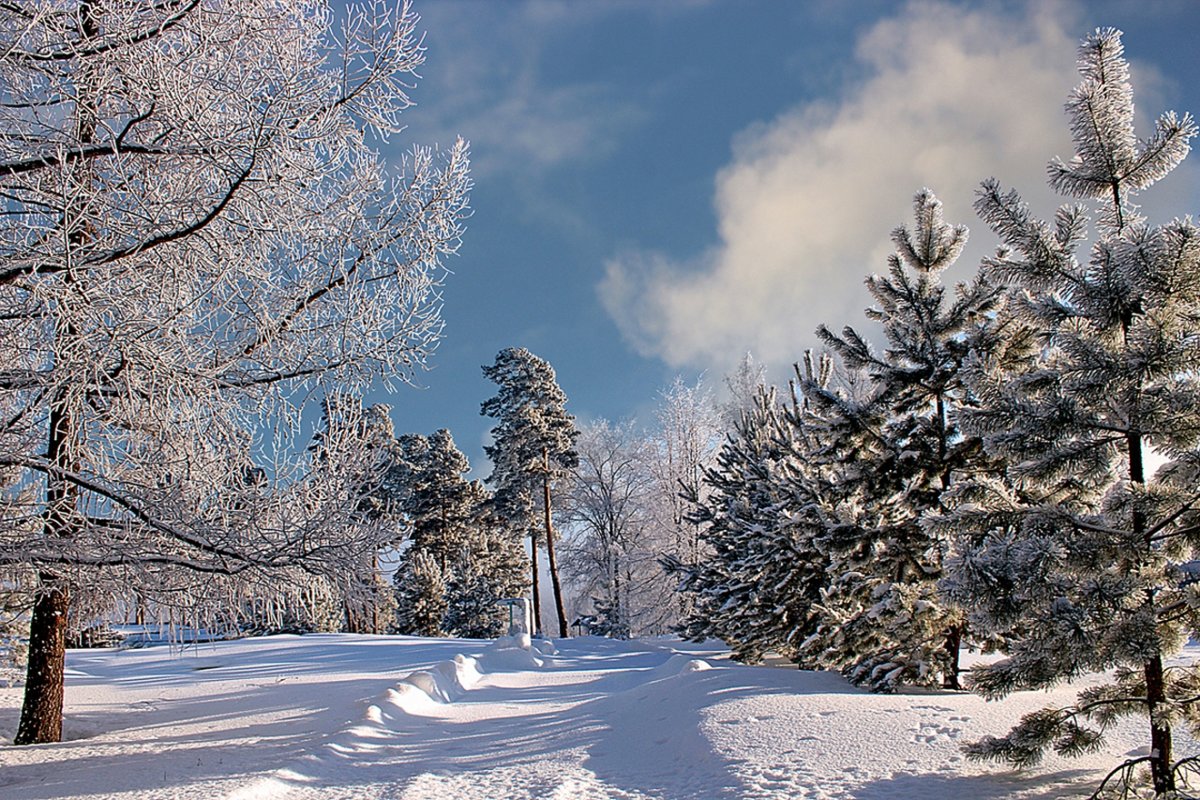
[
  {"x1": 648, "y1": 376, "x2": 721, "y2": 620},
  {"x1": 0, "y1": 0, "x2": 470, "y2": 744}
]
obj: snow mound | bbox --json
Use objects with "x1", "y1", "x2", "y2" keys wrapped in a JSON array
[
  {"x1": 498, "y1": 632, "x2": 531, "y2": 650},
  {"x1": 652, "y1": 653, "x2": 714, "y2": 677},
  {"x1": 392, "y1": 653, "x2": 483, "y2": 706},
  {"x1": 477, "y1": 633, "x2": 546, "y2": 671}
]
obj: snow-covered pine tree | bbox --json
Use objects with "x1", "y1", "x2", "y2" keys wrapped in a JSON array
[
  {"x1": 393, "y1": 550, "x2": 448, "y2": 638},
  {"x1": 313, "y1": 393, "x2": 404, "y2": 633},
  {"x1": 440, "y1": 481, "x2": 528, "y2": 639},
  {"x1": 798, "y1": 190, "x2": 1003, "y2": 691},
  {"x1": 395, "y1": 430, "x2": 476, "y2": 573},
  {"x1": 945, "y1": 29, "x2": 1200, "y2": 798},
  {"x1": 482, "y1": 348, "x2": 579, "y2": 638},
  {"x1": 668, "y1": 380, "x2": 829, "y2": 664},
  {"x1": 389, "y1": 427, "x2": 527, "y2": 638}
]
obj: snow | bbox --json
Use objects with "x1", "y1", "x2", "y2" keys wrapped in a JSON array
[{"x1": 0, "y1": 634, "x2": 1192, "y2": 799}]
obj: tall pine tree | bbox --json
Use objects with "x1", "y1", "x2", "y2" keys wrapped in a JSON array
[
  {"x1": 312, "y1": 392, "x2": 403, "y2": 634},
  {"x1": 441, "y1": 480, "x2": 528, "y2": 639},
  {"x1": 482, "y1": 348, "x2": 579, "y2": 638},
  {"x1": 668, "y1": 379, "x2": 830, "y2": 664},
  {"x1": 946, "y1": 29, "x2": 1200, "y2": 798}
]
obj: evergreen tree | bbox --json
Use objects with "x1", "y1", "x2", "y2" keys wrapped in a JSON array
[
  {"x1": 390, "y1": 430, "x2": 525, "y2": 638},
  {"x1": 395, "y1": 429, "x2": 476, "y2": 573},
  {"x1": 668, "y1": 375, "x2": 830, "y2": 664},
  {"x1": 442, "y1": 484, "x2": 528, "y2": 639},
  {"x1": 482, "y1": 348, "x2": 579, "y2": 638},
  {"x1": 313, "y1": 393, "x2": 403, "y2": 634},
  {"x1": 393, "y1": 550, "x2": 448, "y2": 638},
  {"x1": 946, "y1": 29, "x2": 1200, "y2": 798},
  {"x1": 798, "y1": 190, "x2": 1003, "y2": 691}
]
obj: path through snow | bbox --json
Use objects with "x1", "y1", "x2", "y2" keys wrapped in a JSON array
[{"x1": 0, "y1": 633, "x2": 1191, "y2": 799}]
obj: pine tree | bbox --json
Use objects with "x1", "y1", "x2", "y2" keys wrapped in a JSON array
[
  {"x1": 668, "y1": 376, "x2": 830, "y2": 664},
  {"x1": 390, "y1": 430, "x2": 524, "y2": 637},
  {"x1": 482, "y1": 348, "x2": 579, "y2": 638},
  {"x1": 947, "y1": 29, "x2": 1200, "y2": 798},
  {"x1": 442, "y1": 484, "x2": 528, "y2": 639},
  {"x1": 798, "y1": 190, "x2": 1003, "y2": 691},
  {"x1": 313, "y1": 393, "x2": 403, "y2": 634},
  {"x1": 395, "y1": 430, "x2": 476, "y2": 573},
  {"x1": 393, "y1": 550, "x2": 448, "y2": 638}
]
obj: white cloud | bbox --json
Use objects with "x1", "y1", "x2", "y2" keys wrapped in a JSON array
[{"x1": 600, "y1": 1, "x2": 1189, "y2": 373}]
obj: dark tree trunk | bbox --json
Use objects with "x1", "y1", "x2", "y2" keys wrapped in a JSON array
[
  {"x1": 530, "y1": 535, "x2": 542, "y2": 636},
  {"x1": 1127, "y1": 427, "x2": 1174, "y2": 795},
  {"x1": 942, "y1": 623, "x2": 963, "y2": 690},
  {"x1": 18, "y1": 375, "x2": 81, "y2": 745},
  {"x1": 15, "y1": 575, "x2": 71, "y2": 745},
  {"x1": 542, "y1": 451, "x2": 568, "y2": 638},
  {"x1": 1146, "y1": 652, "x2": 1174, "y2": 796},
  {"x1": 17, "y1": 0, "x2": 99, "y2": 746}
]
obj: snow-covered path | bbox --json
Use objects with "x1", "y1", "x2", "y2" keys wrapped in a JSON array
[{"x1": 0, "y1": 634, "x2": 1191, "y2": 799}]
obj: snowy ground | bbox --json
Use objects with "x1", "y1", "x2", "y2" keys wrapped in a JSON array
[{"x1": 0, "y1": 634, "x2": 1193, "y2": 799}]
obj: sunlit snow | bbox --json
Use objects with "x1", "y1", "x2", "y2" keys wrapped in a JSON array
[{"x1": 2, "y1": 634, "x2": 1193, "y2": 799}]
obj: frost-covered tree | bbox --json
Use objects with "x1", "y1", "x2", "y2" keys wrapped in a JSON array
[
  {"x1": 482, "y1": 348, "x2": 579, "y2": 638},
  {"x1": 720, "y1": 352, "x2": 769, "y2": 429},
  {"x1": 0, "y1": 0, "x2": 470, "y2": 744},
  {"x1": 798, "y1": 190, "x2": 1004, "y2": 691},
  {"x1": 648, "y1": 376, "x2": 722, "y2": 621},
  {"x1": 562, "y1": 419, "x2": 671, "y2": 638},
  {"x1": 394, "y1": 430, "x2": 476, "y2": 573},
  {"x1": 668, "y1": 380, "x2": 831, "y2": 664},
  {"x1": 945, "y1": 29, "x2": 1200, "y2": 798},
  {"x1": 441, "y1": 485, "x2": 528, "y2": 639},
  {"x1": 314, "y1": 393, "x2": 404, "y2": 633}
]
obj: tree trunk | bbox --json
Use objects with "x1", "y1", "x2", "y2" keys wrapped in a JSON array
[
  {"x1": 15, "y1": 575, "x2": 71, "y2": 745},
  {"x1": 542, "y1": 450, "x2": 568, "y2": 638},
  {"x1": 17, "y1": 376, "x2": 82, "y2": 745},
  {"x1": 1127, "y1": 426, "x2": 1175, "y2": 795},
  {"x1": 1146, "y1": 652, "x2": 1174, "y2": 795},
  {"x1": 530, "y1": 535, "x2": 542, "y2": 636},
  {"x1": 16, "y1": 0, "x2": 98, "y2": 746},
  {"x1": 942, "y1": 623, "x2": 962, "y2": 690},
  {"x1": 612, "y1": 562, "x2": 622, "y2": 635}
]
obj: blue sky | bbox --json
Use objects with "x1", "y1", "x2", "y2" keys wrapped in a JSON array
[{"x1": 366, "y1": 0, "x2": 1200, "y2": 470}]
